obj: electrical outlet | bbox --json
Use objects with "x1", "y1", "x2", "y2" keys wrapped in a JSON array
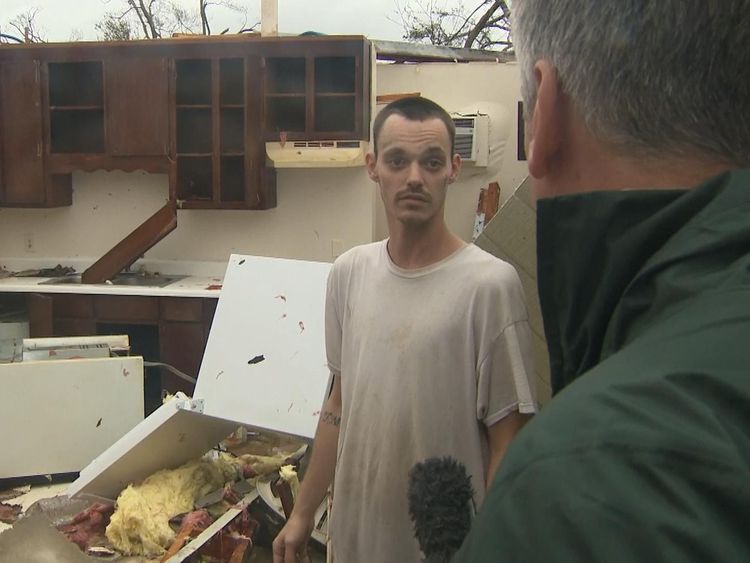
[{"x1": 23, "y1": 233, "x2": 35, "y2": 253}]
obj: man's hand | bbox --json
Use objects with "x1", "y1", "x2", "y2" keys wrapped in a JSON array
[
  {"x1": 273, "y1": 374, "x2": 341, "y2": 562},
  {"x1": 273, "y1": 513, "x2": 314, "y2": 563}
]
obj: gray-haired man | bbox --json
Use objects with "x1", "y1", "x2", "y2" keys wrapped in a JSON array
[{"x1": 456, "y1": 1, "x2": 750, "y2": 561}]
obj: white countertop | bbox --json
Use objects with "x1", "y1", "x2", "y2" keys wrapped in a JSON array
[
  {"x1": 0, "y1": 258, "x2": 226, "y2": 298},
  {"x1": 0, "y1": 275, "x2": 223, "y2": 298}
]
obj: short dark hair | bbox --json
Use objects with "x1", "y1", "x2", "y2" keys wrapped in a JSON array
[{"x1": 372, "y1": 96, "x2": 456, "y2": 157}]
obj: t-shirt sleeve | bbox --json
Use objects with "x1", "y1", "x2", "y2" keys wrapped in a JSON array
[
  {"x1": 477, "y1": 320, "x2": 538, "y2": 426},
  {"x1": 325, "y1": 263, "x2": 343, "y2": 377}
]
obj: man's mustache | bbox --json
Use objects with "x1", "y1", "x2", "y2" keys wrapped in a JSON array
[{"x1": 397, "y1": 189, "x2": 431, "y2": 202}]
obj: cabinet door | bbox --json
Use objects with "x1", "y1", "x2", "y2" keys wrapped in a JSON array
[
  {"x1": 159, "y1": 321, "x2": 206, "y2": 394},
  {"x1": 261, "y1": 39, "x2": 371, "y2": 141},
  {"x1": 105, "y1": 57, "x2": 169, "y2": 156},
  {"x1": 0, "y1": 61, "x2": 45, "y2": 204}
]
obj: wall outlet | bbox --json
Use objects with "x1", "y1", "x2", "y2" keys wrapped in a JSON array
[{"x1": 23, "y1": 233, "x2": 35, "y2": 253}]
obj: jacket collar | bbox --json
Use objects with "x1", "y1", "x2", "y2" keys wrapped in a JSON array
[{"x1": 536, "y1": 169, "x2": 750, "y2": 394}]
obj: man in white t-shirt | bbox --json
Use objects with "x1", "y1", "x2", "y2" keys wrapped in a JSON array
[{"x1": 273, "y1": 96, "x2": 537, "y2": 563}]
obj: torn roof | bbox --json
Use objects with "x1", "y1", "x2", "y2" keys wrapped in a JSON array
[{"x1": 372, "y1": 39, "x2": 514, "y2": 64}]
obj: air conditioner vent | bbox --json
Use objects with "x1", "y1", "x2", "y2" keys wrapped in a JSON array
[
  {"x1": 453, "y1": 118, "x2": 475, "y2": 129},
  {"x1": 454, "y1": 135, "x2": 475, "y2": 160},
  {"x1": 450, "y1": 115, "x2": 489, "y2": 167},
  {"x1": 266, "y1": 140, "x2": 368, "y2": 168}
]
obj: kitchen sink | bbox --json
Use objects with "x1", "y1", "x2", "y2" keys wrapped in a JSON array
[{"x1": 38, "y1": 272, "x2": 187, "y2": 288}]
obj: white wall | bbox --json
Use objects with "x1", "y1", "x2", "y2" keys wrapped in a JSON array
[
  {"x1": 0, "y1": 168, "x2": 377, "y2": 266},
  {"x1": 0, "y1": 60, "x2": 524, "y2": 268}
]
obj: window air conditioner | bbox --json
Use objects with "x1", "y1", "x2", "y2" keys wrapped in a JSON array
[
  {"x1": 451, "y1": 115, "x2": 489, "y2": 167},
  {"x1": 266, "y1": 140, "x2": 368, "y2": 168}
]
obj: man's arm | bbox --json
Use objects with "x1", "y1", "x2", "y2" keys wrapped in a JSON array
[
  {"x1": 273, "y1": 374, "x2": 342, "y2": 563},
  {"x1": 484, "y1": 410, "x2": 531, "y2": 490}
]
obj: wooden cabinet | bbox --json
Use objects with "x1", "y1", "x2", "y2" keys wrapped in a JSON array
[
  {"x1": 46, "y1": 58, "x2": 170, "y2": 157},
  {"x1": 23, "y1": 293, "x2": 218, "y2": 396},
  {"x1": 0, "y1": 61, "x2": 44, "y2": 205},
  {"x1": 0, "y1": 61, "x2": 71, "y2": 207},
  {"x1": 0, "y1": 35, "x2": 371, "y2": 209},
  {"x1": 262, "y1": 39, "x2": 371, "y2": 142},
  {"x1": 47, "y1": 61, "x2": 105, "y2": 154},
  {"x1": 105, "y1": 57, "x2": 170, "y2": 156},
  {"x1": 173, "y1": 56, "x2": 275, "y2": 209}
]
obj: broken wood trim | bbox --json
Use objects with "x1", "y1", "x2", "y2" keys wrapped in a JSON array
[
  {"x1": 376, "y1": 92, "x2": 421, "y2": 104},
  {"x1": 81, "y1": 200, "x2": 178, "y2": 284},
  {"x1": 372, "y1": 39, "x2": 514, "y2": 64},
  {"x1": 165, "y1": 491, "x2": 259, "y2": 563}
]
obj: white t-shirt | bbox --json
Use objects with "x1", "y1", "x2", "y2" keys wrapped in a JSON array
[{"x1": 325, "y1": 240, "x2": 537, "y2": 562}]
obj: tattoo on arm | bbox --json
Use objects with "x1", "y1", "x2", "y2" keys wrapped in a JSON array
[{"x1": 321, "y1": 411, "x2": 341, "y2": 427}]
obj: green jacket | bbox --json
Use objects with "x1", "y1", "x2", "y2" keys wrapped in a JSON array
[{"x1": 454, "y1": 169, "x2": 750, "y2": 562}]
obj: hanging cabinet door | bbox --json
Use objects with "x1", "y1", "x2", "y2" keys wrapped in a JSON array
[
  {"x1": 0, "y1": 61, "x2": 45, "y2": 205},
  {"x1": 105, "y1": 57, "x2": 169, "y2": 156}
]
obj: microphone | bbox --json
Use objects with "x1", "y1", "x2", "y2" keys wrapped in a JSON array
[{"x1": 408, "y1": 456, "x2": 475, "y2": 563}]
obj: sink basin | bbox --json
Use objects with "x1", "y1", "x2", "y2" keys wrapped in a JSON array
[{"x1": 39, "y1": 272, "x2": 186, "y2": 288}]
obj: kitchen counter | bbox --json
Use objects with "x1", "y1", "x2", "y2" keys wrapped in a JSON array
[
  {"x1": 0, "y1": 259, "x2": 226, "y2": 298},
  {"x1": 0, "y1": 275, "x2": 222, "y2": 298}
]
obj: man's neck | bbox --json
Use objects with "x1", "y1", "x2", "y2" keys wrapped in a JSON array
[
  {"x1": 537, "y1": 116, "x2": 735, "y2": 197},
  {"x1": 386, "y1": 223, "x2": 465, "y2": 270}
]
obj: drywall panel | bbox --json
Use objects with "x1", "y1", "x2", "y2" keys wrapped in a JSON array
[
  {"x1": 195, "y1": 254, "x2": 332, "y2": 439},
  {"x1": 475, "y1": 177, "x2": 551, "y2": 402},
  {"x1": 69, "y1": 401, "x2": 239, "y2": 500},
  {"x1": 0, "y1": 356, "x2": 144, "y2": 479}
]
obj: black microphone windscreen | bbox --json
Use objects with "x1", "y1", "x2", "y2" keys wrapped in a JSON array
[{"x1": 408, "y1": 456, "x2": 475, "y2": 562}]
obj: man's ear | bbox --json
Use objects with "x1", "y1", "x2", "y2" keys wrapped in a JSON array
[
  {"x1": 448, "y1": 153, "x2": 461, "y2": 184},
  {"x1": 366, "y1": 152, "x2": 378, "y2": 182},
  {"x1": 527, "y1": 60, "x2": 564, "y2": 180}
]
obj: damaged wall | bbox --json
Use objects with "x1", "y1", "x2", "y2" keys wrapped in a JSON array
[
  {"x1": 0, "y1": 61, "x2": 524, "y2": 267},
  {"x1": 0, "y1": 169, "x2": 377, "y2": 266}
]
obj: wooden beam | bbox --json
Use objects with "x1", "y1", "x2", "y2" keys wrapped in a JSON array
[
  {"x1": 81, "y1": 200, "x2": 178, "y2": 284},
  {"x1": 376, "y1": 92, "x2": 421, "y2": 104},
  {"x1": 372, "y1": 40, "x2": 514, "y2": 64}
]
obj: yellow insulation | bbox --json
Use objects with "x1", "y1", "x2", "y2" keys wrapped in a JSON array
[{"x1": 105, "y1": 454, "x2": 241, "y2": 556}]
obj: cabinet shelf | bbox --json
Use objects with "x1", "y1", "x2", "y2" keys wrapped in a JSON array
[
  {"x1": 220, "y1": 59, "x2": 244, "y2": 106},
  {"x1": 50, "y1": 108, "x2": 105, "y2": 154},
  {"x1": 265, "y1": 57, "x2": 306, "y2": 95},
  {"x1": 313, "y1": 92, "x2": 355, "y2": 97},
  {"x1": 220, "y1": 107, "x2": 244, "y2": 153},
  {"x1": 314, "y1": 56, "x2": 356, "y2": 94},
  {"x1": 315, "y1": 95, "x2": 355, "y2": 132},
  {"x1": 262, "y1": 47, "x2": 366, "y2": 140},
  {"x1": 265, "y1": 93, "x2": 306, "y2": 98},
  {"x1": 173, "y1": 56, "x2": 260, "y2": 207},
  {"x1": 48, "y1": 61, "x2": 103, "y2": 107},
  {"x1": 176, "y1": 59, "x2": 212, "y2": 105},
  {"x1": 176, "y1": 156, "x2": 213, "y2": 201},
  {"x1": 48, "y1": 61, "x2": 105, "y2": 155},
  {"x1": 265, "y1": 97, "x2": 305, "y2": 133},
  {"x1": 176, "y1": 107, "x2": 212, "y2": 154},
  {"x1": 220, "y1": 155, "x2": 245, "y2": 202},
  {"x1": 50, "y1": 105, "x2": 104, "y2": 111}
]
